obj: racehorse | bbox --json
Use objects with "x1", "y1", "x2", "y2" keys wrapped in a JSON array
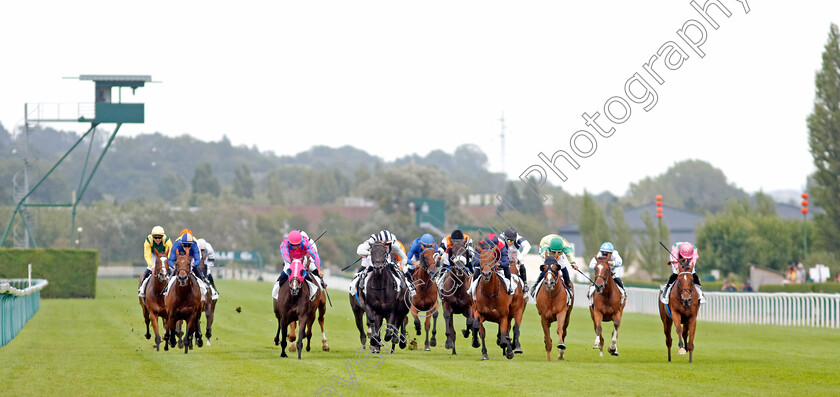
[
  {"x1": 506, "y1": 249, "x2": 527, "y2": 354},
  {"x1": 197, "y1": 255, "x2": 216, "y2": 345},
  {"x1": 140, "y1": 249, "x2": 169, "y2": 351},
  {"x1": 658, "y1": 262, "x2": 700, "y2": 362},
  {"x1": 535, "y1": 261, "x2": 572, "y2": 361},
  {"x1": 471, "y1": 245, "x2": 514, "y2": 360},
  {"x1": 273, "y1": 258, "x2": 313, "y2": 359},
  {"x1": 359, "y1": 241, "x2": 409, "y2": 353},
  {"x1": 590, "y1": 256, "x2": 625, "y2": 357},
  {"x1": 438, "y1": 238, "x2": 476, "y2": 355},
  {"x1": 408, "y1": 246, "x2": 439, "y2": 351},
  {"x1": 289, "y1": 256, "x2": 330, "y2": 353},
  {"x1": 164, "y1": 251, "x2": 204, "y2": 353}
]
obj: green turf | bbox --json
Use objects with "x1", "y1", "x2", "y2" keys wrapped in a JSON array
[{"x1": 1, "y1": 279, "x2": 838, "y2": 396}]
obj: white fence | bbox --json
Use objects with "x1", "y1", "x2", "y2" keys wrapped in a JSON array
[{"x1": 580, "y1": 284, "x2": 840, "y2": 329}]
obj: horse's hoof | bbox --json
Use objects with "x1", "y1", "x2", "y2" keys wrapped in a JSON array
[
  {"x1": 430, "y1": 337, "x2": 437, "y2": 347},
  {"x1": 424, "y1": 346, "x2": 431, "y2": 351},
  {"x1": 678, "y1": 348, "x2": 687, "y2": 355},
  {"x1": 399, "y1": 340, "x2": 407, "y2": 350},
  {"x1": 323, "y1": 345, "x2": 330, "y2": 352},
  {"x1": 514, "y1": 347, "x2": 523, "y2": 354},
  {"x1": 481, "y1": 354, "x2": 489, "y2": 360},
  {"x1": 145, "y1": 333, "x2": 151, "y2": 340},
  {"x1": 206, "y1": 331, "x2": 212, "y2": 339},
  {"x1": 306, "y1": 345, "x2": 311, "y2": 352},
  {"x1": 592, "y1": 344, "x2": 600, "y2": 349},
  {"x1": 506, "y1": 351, "x2": 514, "y2": 360},
  {"x1": 472, "y1": 339, "x2": 480, "y2": 349},
  {"x1": 558, "y1": 343, "x2": 566, "y2": 350},
  {"x1": 289, "y1": 344, "x2": 297, "y2": 352},
  {"x1": 281, "y1": 351, "x2": 288, "y2": 358},
  {"x1": 274, "y1": 337, "x2": 279, "y2": 346},
  {"x1": 206, "y1": 339, "x2": 211, "y2": 347},
  {"x1": 461, "y1": 329, "x2": 470, "y2": 338},
  {"x1": 178, "y1": 341, "x2": 184, "y2": 349},
  {"x1": 558, "y1": 354, "x2": 565, "y2": 361},
  {"x1": 610, "y1": 351, "x2": 619, "y2": 356},
  {"x1": 445, "y1": 340, "x2": 453, "y2": 350},
  {"x1": 197, "y1": 338, "x2": 203, "y2": 348}
]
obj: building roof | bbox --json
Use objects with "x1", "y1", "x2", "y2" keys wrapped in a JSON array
[
  {"x1": 79, "y1": 75, "x2": 152, "y2": 82},
  {"x1": 776, "y1": 202, "x2": 824, "y2": 220}
]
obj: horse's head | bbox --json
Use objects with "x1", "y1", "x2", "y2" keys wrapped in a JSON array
[
  {"x1": 677, "y1": 272, "x2": 694, "y2": 307},
  {"x1": 420, "y1": 247, "x2": 438, "y2": 273},
  {"x1": 152, "y1": 249, "x2": 168, "y2": 281},
  {"x1": 369, "y1": 241, "x2": 389, "y2": 273},
  {"x1": 288, "y1": 259, "x2": 306, "y2": 296},
  {"x1": 541, "y1": 263, "x2": 560, "y2": 291},
  {"x1": 593, "y1": 256, "x2": 613, "y2": 293},
  {"x1": 174, "y1": 251, "x2": 192, "y2": 287},
  {"x1": 477, "y1": 245, "x2": 498, "y2": 282}
]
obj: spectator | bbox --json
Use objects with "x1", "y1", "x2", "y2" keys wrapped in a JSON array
[
  {"x1": 722, "y1": 280, "x2": 738, "y2": 292},
  {"x1": 784, "y1": 264, "x2": 796, "y2": 283},
  {"x1": 796, "y1": 263, "x2": 807, "y2": 283},
  {"x1": 741, "y1": 280, "x2": 753, "y2": 292},
  {"x1": 834, "y1": 272, "x2": 840, "y2": 283}
]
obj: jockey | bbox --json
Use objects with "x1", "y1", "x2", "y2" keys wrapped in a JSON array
[
  {"x1": 405, "y1": 233, "x2": 437, "y2": 283},
  {"x1": 351, "y1": 230, "x2": 411, "y2": 295},
  {"x1": 468, "y1": 233, "x2": 515, "y2": 295},
  {"x1": 502, "y1": 227, "x2": 531, "y2": 293},
  {"x1": 662, "y1": 241, "x2": 706, "y2": 304},
  {"x1": 163, "y1": 231, "x2": 208, "y2": 296},
  {"x1": 587, "y1": 242, "x2": 626, "y2": 304},
  {"x1": 197, "y1": 238, "x2": 219, "y2": 299},
  {"x1": 437, "y1": 229, "x2": 476, "y2": 274},
  {"x1": 532, "y1": 235, "x2": 577, "y2": 298},
  {"x1": 276, "y1": 230, "x2": 324, "y2": 293},
  {"x1": 138, "y1": 226, "x2": 172, "y2": 298}
]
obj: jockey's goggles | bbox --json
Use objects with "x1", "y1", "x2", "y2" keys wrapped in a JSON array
[
  {"x1": 152, "y1": 235, "x2": 163, "y2": 239},
  {"x1": 421, "y1": 243, "x2": 434, "y2": 249}
]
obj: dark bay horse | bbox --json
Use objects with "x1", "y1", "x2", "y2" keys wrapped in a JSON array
[
  {"x1": 408, "y1": 247, "x2": 439, "y2": 351},
  {"x1": 590, "y1": 256, "x2": 626, "y2": 357},
  {"x1": 197, "y1": 255, "x2": 216, "y2": 345},
  {"x1": 506, "y1": 249, "x2": 527, "y2": 354},
  {"x1": 164, "y1": 251, "x2": 204, "y2": 353},
  {"x1": 472, "y1": 246, "x2": 514, "y2": 360},
  {"x1": 658, "y1": 265, "x2": 700, "y2": 362},
  {"x1": 274, "y1": 258, "x2": 313, "y2": 359},
  {"x1": 359, "y1": 241, "x2": 409, "y2": 354},
  {"x1": 438, "y1": 238, "x2": 475, "y2": 355},
  {"x1": 535, "y1": 262, "x2": 572, "y2": 361},
  {"x1": 140, "y1": 249, "x2": 169, "y2": 351}
]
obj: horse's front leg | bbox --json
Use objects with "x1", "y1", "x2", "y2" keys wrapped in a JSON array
[
  {"x1": 541, "y1": 315, "x2": 553, "y2": 361},
  {"x1": 297, "y1": 314, "x2": 307, "y2": 359},
  {"x1": 591, "y1": 309, "x2": 604, "y2": 356},
  {"x1": 687, "y1": 316, "x2": 697, "y2": 363},
  {"x1": 609, "y1": 310, "x2": 623, "y2": 356},
  {"x1": 478, "y1": 316, "x2": 488, "y2": 361},
  {"x1": 430, "y1": 307, "x2": 438, "y2": 348},
  {"x1": 672, "y1": 312, "x2": 686, "y2": 355},
  {"x1": 280, "y1": 318, "x2": 289, "y2": 358},
  {"x1": 555, "y1": 309, "x2": 568, "y2": 360}
]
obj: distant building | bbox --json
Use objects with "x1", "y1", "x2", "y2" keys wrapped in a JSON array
[
  {"x1": 776, "y1": 202, "x2": 824, "y2": 220},
  {"x1": 557, "y1": 203, "x2": 706, "y2": 256}
]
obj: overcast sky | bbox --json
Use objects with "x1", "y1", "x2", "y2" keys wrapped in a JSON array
[{"x1": 1, "y1": 1, "x2": 837, "y2": 197}]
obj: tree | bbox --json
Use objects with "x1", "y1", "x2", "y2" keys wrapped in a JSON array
[
  {"x1": 578, "y1": 191, "x2": 610, "y2": 257},
  {"x1": 625, "y1": 160, "x2": 746, "y2": 213},
  {"x1": 500, "y1": 182, "x2": 523, "y2": 212},
  {"x1": 608, "y1": 203, "x2": 635, "y2": 268},
  {"x1": 520, "y1": 176, "x2": 546, "y2": 218},
  {"x1": 637, "y1": 209, "x2": 664, "y2": 278},
  {"x1": 232, "y1": 164, "x2": 254, "y2": 199},
  {"x1": 192, "y1": 162, "x2": 220, "y2": 197},
  {"x1": 807, "y1": 23, "x2": 840, "y2": 251},
  {"x1": 158, "y1": 172, "x2": 187, "y2": 201},
  {"x1": 755, "y1": 191, "x2": 777, "y2": 216}
]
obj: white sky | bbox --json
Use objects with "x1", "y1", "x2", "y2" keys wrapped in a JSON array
[{"x1": 1, "y1": 1, "x2": 837, "y2": 197}]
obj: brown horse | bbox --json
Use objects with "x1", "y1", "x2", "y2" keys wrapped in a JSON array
[
  {"x1": 289, "y1": 258, "x2": 330, "y2": 354},
  {"x1": 438, "y1": 238, "x2": 476, "y2": 355},
  {"x1": 140, "y1": 249, "x2": 169, "y2": 351},
  {"x1": 164, "y1": 250, "x2": 204, "y2": 353},
  {"x1": 408, "y1": 246, "x2": 439, "y2": 351},
  {"x1": 535, "y1": 262, "x2": 572, "y2": 361},
  {"x1": 197, "y1": 255, "x2": 216, "y2": 345},
  {"x1": 274, "y1": 258, "x2": 313, "y2": 359},
  {"x1": 590, "y1": 256, "x2": 625, "y2": 357},
  {"x1": 658, "y1": 265, "x2": 700, "y2": 362},
  {"x1": 507, "y1": 249, "x2": 527, "y2": 354},
  {"x1": 471, "y1": 246, "x2": 514, "y2": 360}
]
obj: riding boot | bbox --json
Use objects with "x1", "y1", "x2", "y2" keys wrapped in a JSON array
[
  {"x1": 503, "y1": 266, "x2": 514, "y2": 294},
  {"x1": 519, "y1": 266, "x2": 529, "y2": 293},
  {"x1": 692, "y1": 273, "x2": 706, "y2": 303},
  {"x1": 692, "y1": 273, "x2": 702, "y2": 287},
  {"x1": 531, "y1": 271, "x2": 546, "y2": 298},
  {"x1": 663, "y1": 273, "x2": 679, "y2": 300},
  {"x1": 138, "y1": 269, "x2": 152, "y2": 297},
  {"x1": 277, "y1": 272, "x2": 289, "y2": 288},
  {"x1": 561, "y1": 267, "x2": 573, "y2": 297},
  {"x1": 614, "y1": 277, "x2": 626, "y2": 304},
  {"x1": 208, "y1": 273, "x2": 217, "y2": 291}
]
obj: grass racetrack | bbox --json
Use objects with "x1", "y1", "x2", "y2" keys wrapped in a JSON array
[{"x1": 1, "y1": 278, "x2": 839, "y2": 396}]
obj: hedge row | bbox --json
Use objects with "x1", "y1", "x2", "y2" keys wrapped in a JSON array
[
  {"x1": 758, "y1": 283, "x2": 840, "y2": 294},
  {"x1": 0, "y1": 249, "x2": 98, "y2": 298}
]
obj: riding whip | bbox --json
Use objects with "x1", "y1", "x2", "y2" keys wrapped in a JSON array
[{"x1": 341, "y1": 256, "x2": 363, "y2": 271}]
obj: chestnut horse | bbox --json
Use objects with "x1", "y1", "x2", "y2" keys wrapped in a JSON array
[
  {"x1": 197, "y1": 255, "x2": 216, "y2": 345},
  {"x1": 658, "y1": 264, "x2": 700, "y2": 362},
  {"x1": 506, "y1": 249, "x2": 527, "y2": 354},
  {"x1": 590, "y1": 256, "x2": 625, "y2": 357},
  {"x1": 164, "y1": 251, "x2": 204, "y2": 353},
  {"x1": 408, "y1": 246, "x2": 439, "y2": 351},
  {"x1": 140, "y1": 249, "x2": 169, "y2": 351},
  {"x1": 438, "y1": 238, "x2": 475, "y2": 355},
  {"x1": 289, "y1": 257, "x2": 330, "y2": 354},
  {"x1": 471, "y1": 246, "x2": 514, "y2": 360},
  {"x1": 535, "y1": 262, "x2": 572, "y2": 361},
  {"x1": 273, "y1": 258, "x2": 313, "y2": 359}
]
